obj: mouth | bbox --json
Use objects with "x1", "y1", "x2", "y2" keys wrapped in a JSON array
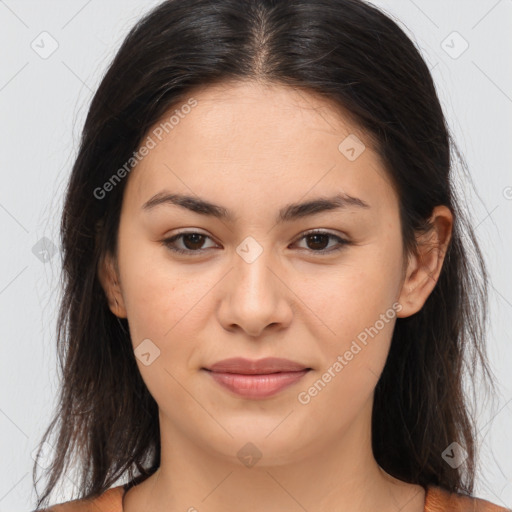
[
  {"x1": 202, "y1": 357, "x2": 312, "y2": 399},
  {"x1": 204, "y1": 356, "x2": 311, "y2": 374}
]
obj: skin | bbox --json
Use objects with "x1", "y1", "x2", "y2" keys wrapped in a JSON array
[{"x1": 99, "y1": 80, "x2": 452, "y2": 512}]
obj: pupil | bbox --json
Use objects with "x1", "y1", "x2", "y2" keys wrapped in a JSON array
[
  {"x1": 184, "y1": 233, "x2": 204, "y2": 250},
  {"x1": 308, "y1": 234, "x2": 328, "y2": 250}
]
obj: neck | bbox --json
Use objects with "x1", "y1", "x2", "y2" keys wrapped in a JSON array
[{"x1": 123, "y1": 398, "x2": 425, "y2": 512}]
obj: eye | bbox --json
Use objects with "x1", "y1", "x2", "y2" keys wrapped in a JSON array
[
  {"x1": 162, "y1": 229, "x2": 350, "y2": 256},
  {"x1": 162, "y1": 231, "x2": 219, "y2": 255},
  {"x1": 291, "y1": 229, "x2": 350, "y2": 254}
]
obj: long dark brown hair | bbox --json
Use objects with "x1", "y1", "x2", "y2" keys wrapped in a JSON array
[{"x1": 32, "y1": 0, "x2": 494, "y2": 508}]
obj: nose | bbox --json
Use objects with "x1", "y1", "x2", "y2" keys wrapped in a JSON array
[{"x1": 216, "y1": 243, "x2": 293, "y2": 338}]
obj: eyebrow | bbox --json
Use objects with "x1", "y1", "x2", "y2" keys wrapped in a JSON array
[{"x1": 141, "y1": 191, "x2": 370, "y2": 223}]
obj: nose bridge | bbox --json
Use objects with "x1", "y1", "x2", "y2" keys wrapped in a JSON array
[
  {"x1": 218, "y1": 234, "x2": 292, "y2": 335},
  {"x1": 233, "y1": 234, "x2": 278, "y2": 303}
]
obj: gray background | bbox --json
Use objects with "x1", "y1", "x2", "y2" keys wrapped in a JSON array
[{"x1": 0, "y1": 0, "x2": 511, "y2": 510}]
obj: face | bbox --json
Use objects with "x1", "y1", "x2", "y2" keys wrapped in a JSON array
[{"x1": 99, "y1": 80, "x2": 448, "y2": 466}]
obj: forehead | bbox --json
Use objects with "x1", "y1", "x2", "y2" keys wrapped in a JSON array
[
  {"x1": 123, "y1": 80, "x2": 397, "y2": 218},
  {"x1": 160, "y1": 80, "x2": 371, "y2": 152}
]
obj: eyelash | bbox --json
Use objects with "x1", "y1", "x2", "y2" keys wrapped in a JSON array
[{"x1": 161, "y1": 229, "x2": 350, "y2": 256}]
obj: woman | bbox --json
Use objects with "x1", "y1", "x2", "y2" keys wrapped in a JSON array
[{"x1": 32, "y1": 0, "x2": 509, "y2": 511}]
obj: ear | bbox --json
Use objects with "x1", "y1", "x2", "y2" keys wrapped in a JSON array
[
  {"x1": 97, "y1": 252, "x2": 128, "y2": 319},
  {"x1": 396, "y1": 205, "x2": 453, "y2": 318}
]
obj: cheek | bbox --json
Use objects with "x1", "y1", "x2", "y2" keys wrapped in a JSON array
[
  {"x1": 296, "y1": 248, "x2": 403, "y2": 339},
  {"x1": 121, "y1": 260, "x2": 174, "y2": 343},
  {"x1": 294, "y1": 270, "x2": 399, "y2": 430},
  {"x1": 118, "y1": 239, "x2": 219, "y2": 356},
  {"x1": 118, "y1": 248, "x2": 214, "y2": 402},
  {"x1": 294, "y1": 241, "x2": 403, "y2": 390},
  {"x1": 123, "y1": 268, "x2": 204, "y2": 343}
]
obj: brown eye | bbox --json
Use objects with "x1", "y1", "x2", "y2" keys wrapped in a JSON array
[
  {"x1": 180, "y1": 233, "x2": 207, "y2": 250},
  {"x1": 293, "y1": 230, "x2": 350, "y2": 254},
  {"x1": 305, "y1": 233, "x2": 330, "y2": 250},
  {"x1": 162, "y1": 232, "x2": 218, "y2": 255},
  {"x1": 162, "y1": 229, "x2": 350, "y2": 256}
]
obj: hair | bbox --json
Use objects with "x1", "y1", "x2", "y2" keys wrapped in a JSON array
[{"x1": 33, "y1": 0, "x2": 494, "y2": 508}]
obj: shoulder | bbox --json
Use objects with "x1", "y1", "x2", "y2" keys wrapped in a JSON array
[
  {"x1": 425, "y1": 485, "x2": 511, "y2": 512},
  {"x1": 36, "y1": 485, "x2": 126, "y2": 512}
]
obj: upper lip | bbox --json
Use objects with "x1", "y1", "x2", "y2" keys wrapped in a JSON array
[{"x1": 205, "y1": 357, "x2": 310, "y2": 374}]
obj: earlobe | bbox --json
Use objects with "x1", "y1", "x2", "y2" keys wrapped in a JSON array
[
  {"x1": 97, "y1": 253, "x2": 128, "y2": 319},
  {"x1": 396, "y1": 205, "x2": 453, "y2": 318}
]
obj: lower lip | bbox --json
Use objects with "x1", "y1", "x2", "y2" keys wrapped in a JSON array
[{"x1": 205, "y1": 369, "x2": 310, "y2": 399}]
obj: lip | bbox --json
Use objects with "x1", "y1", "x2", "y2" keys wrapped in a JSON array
[
  {"x1": 203, "y1": 357, "x2": 311, "y2": 399},
  {"x1": 205, "y1": 370, "x2": 310, "y2": 399},
  {"x1": 206, "y1": 357, "x2": 309, "y2": 374}
]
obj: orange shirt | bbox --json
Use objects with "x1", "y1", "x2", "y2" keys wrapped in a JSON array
[{"x1": 44, "y1": 483, "x2": 511, "y2": 511}]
